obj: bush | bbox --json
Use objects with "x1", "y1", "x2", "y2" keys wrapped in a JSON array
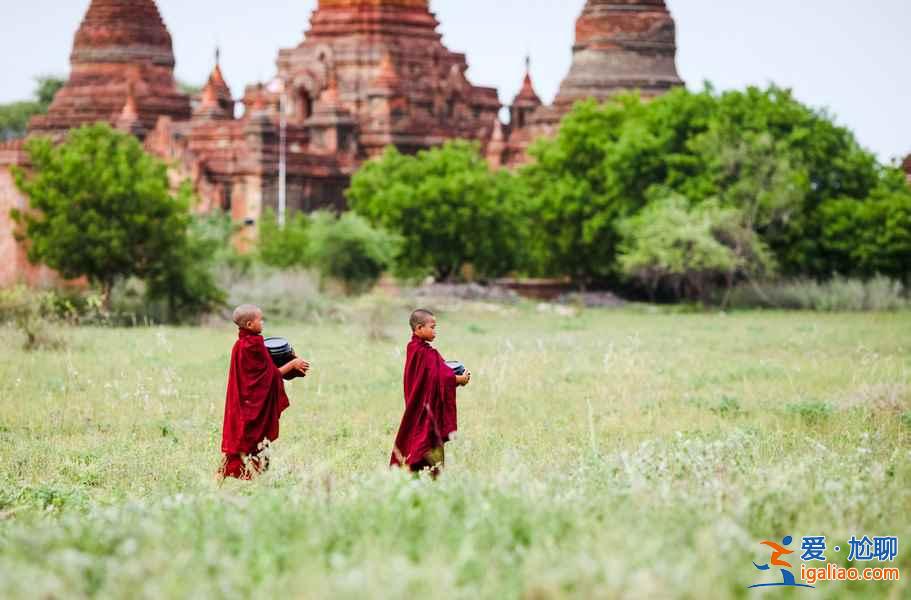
[
  {"x1": 785, "y1": 401, "x2": 833, "y2": 425},
  {"x1": 223, "y1": 266, "x2": 336, "y2": 323},
  {"x1": 308, "y1": 211, "x2": 400, "y2": 294},
  {"x1": 258, "y1": 209, "x2": 311, "y2": 269},
  {"x1": 725, "y1": 275, "x2": 907, "y2": 311},
  {"x1": 0, "y1": 286, "x2": 70, "y2": 349},
  {"x1": 617, "y1": 196, "x2": 774, "y2": 302}
]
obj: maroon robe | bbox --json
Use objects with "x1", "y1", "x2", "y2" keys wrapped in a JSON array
[
  {"x1": 390, "y1": 334, "x2": 458, "y2": 469},
  {"x1": 220, "y1": 329, "x2": 290, "y2": 479}
]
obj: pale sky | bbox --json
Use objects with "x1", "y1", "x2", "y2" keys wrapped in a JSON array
[{"x1": 1, "y1": 1, "x2": 909, "y2": 162}]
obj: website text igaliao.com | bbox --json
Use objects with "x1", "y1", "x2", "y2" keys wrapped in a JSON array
[{"x1": 800, "y1": 563, "x2": 901, "y2": 584}]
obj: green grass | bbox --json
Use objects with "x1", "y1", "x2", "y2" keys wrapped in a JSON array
[{"x1": 0, "y1": 301, "x2": 909, "y2": 599}]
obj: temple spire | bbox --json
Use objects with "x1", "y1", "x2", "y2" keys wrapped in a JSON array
[
  {"x1": 197, "y1": 45, "x2": 234, "y2": 118},
  {"x1": 512, "y1": 54, "x2": 541, "y2": 107}
]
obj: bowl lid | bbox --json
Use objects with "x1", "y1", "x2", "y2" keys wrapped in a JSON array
[{"x1": 264, "y1": 337, "x2": 291, "y2": 351}]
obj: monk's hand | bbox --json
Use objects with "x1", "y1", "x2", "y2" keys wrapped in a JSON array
[
  {"x1": 294, "y1": 358, "x2": 310, "y2": 376},
  {"x1": 456, "y1": 372, "x2": 471, "y2": 386}
]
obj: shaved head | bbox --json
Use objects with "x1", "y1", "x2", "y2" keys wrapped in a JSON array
[
  {"x1": 232, "y1": 304, "x2": 262, "y2": 328},
  {"x1": 409, "y1": 309, "x2": 434, "y2": 331}
]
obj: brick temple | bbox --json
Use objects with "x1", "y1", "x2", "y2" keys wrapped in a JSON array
[{"x1": 0, "y1": 0, "x2": 684, "y2": 286}]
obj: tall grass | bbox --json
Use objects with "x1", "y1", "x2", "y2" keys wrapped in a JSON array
[{"x1": 0, "y1": 304, "x2": 908, "y2": 598}]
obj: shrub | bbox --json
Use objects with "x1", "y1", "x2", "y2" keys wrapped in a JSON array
[
  {"x1": 725, "y1": 275, "x2": 907, "y2": 311},
  {"x1": 617, "y1": 196, "x2": 774, "y2": 302},
  {"x1": 223, "y1": 266, "x2": 336, "y2": 323},
  {"x1": 0, "y1": 286, "x2": 66, "y2": 350},
  {"x1": 785, "y1": 401, "x2": 833, "y2": 425},
  {"x1": 308, "y1": 211, "x2": 400, "y2": 294},
  {"x1": 711, "y1": 396, "x2": 743, "y2": 418},
  {"x1": 258, "y1": 209, "x2": 312, "y2": 269}
]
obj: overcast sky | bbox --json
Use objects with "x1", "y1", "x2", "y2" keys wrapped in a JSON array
[{"x1": 1, "y1": 1, "x2": 908, "y2": 161}]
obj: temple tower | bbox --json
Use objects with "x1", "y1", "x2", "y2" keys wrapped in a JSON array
[
  {"x1": 552, "y1": 0, "x2": 683, "y2": 114},
  {"x1": 30, "y1": 0, "x2": 191, "y2": 138}
]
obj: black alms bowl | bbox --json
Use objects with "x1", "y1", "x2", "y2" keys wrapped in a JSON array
[
  {"x1": 445, "y1": 360, "x2": 466, "y2": 376},
  {"x1": 264, "y1": 336, "x2": 295, "y2": 367}
]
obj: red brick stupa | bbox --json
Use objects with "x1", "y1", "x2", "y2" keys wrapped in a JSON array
[
  {"x1": 552, "y1": 0, "x2": 683, "y2": 114},
  {"x1": 30, "y1": 0, "x2": 190, "y2": 138}
]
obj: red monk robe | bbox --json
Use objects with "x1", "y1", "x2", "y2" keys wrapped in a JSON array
[
  {"x1": 390, "y1": 334, "x2": 458, "y2": 471},
  {"x1": 220, "y1": 329, "x2": 290, "y2": 479}
]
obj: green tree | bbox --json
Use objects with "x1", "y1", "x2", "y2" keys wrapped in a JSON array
[
  {"x1": 12, "y1": 123, "x2": 201, "y2": 307},
  {"x1": 522, "y1": 85, "x2": 884, "y2": 284},
  {"x1": 0, "y1": 76, "x2": 65, "y2": 140},
  {"x1": 819, "y1": 168, "x2": 911, "y2": 281},
  {"x1": 522, "y1": 92, "x2": 716, "y2": 284},
  {"x1": 347, "y1": 141, "x2": 522, "y2": 280}
]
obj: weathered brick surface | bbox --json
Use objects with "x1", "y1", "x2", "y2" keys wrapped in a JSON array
[{"x1": 0, "y1": 153, "x2": 66, "y2": 287}]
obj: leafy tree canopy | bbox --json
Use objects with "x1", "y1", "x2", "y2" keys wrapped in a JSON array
[{"x1": 347, "y1": 141, "x2": 523, "y2": 281}]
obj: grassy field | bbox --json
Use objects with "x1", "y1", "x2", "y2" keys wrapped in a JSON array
[{"x1": 0, "y1": 298, "x2": 908, "y2": 599}]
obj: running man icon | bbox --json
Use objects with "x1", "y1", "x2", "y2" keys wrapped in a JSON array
[{"x1": 748, "y1": 536, "x2": 815, "y2": 589}]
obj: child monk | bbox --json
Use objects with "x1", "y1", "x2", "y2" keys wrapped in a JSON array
[
  {"x1": 220, "y1": 304, "x2": 309, "y2": 480},
  {"x1": 390, "y1": 309, "x2": 470, "y2": 477}
]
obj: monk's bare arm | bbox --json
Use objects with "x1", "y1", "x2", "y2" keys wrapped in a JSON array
[{"x1": 279, "y1": 358, "x2": 310, "y2": 377}]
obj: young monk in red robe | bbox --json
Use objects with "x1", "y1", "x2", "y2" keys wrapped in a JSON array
[
  {"x1": 391, "y1": 309, "x2": 471, "y2": 477},
  {"x1": 220, "y1": 304, "x2": 309, "y2": 480}
]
